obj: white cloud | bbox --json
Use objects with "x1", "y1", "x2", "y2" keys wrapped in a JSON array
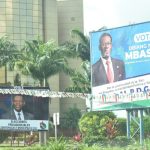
[{"x1": 84, "y1": 0, "x2": 150, "y2": 34}]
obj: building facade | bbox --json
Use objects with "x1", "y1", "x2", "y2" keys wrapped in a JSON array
[{"x1": 0, "y1": 0, "x2": 86, "y2": 116}]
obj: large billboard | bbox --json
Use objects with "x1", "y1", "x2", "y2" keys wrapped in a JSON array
[
  {"x1": 91, "y1": 22, "x2": 150, "y2": 96},
  {"x1": 0, "y1": 87, "x2": 49, "y2": 131}
]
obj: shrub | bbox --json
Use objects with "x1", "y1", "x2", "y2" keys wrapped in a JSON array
[
  {"x1": 0, "y1": 131, "x2": 10, "y2": 143},
  {"x1": 143, "y1": 116, "x2": 150, "y2": 137},
  {"x1": 47, "y1": 137, "x2": 67, "y2": 150},
  {"x1": 117, "y1": 118, "x2": 127, "y2": 136},
  {"x1": 83, "y1": 135, "x2": 107, "y2": 146},
  {"x1": 79, "y1": 111, "x2": 116, "y2": 137},
  {"x1": 110, "y1": 136, "x2": 133, "y2": 147},
  {"x1": 130, "y1": 116, "x2": 150, "y2": 138},
  {"x1": 60, "y1": 107, "x2": 81, "y2": 130}
]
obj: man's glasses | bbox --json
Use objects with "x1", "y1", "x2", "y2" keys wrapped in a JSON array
[{"x1": 101, "y1": 42, "x2": 112, "y2": 47}]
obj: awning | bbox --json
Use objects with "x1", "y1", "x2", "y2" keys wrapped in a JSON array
[{"x1": 93, "y1": 100, "x2": 150, "y2": 111}]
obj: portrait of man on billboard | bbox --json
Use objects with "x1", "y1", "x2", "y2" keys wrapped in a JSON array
[
  {"x1": 0, "y1": 88, "x2": 49, "y2": 131},
  {"x1": 1, "y1": 94, "x2": 34, "y2": 120},
  {"x1": 92, "y1": 32, "x2": 126, "y2": 87}
]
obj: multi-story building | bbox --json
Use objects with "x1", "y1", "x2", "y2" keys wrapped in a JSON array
[{"x1": 0, "y1": 0, "x2": 86, "y2": 117}]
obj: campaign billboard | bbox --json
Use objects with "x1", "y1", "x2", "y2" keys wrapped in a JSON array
[
  {"x1": 91, "y1": 21, "x2": 150, "y2": 96},
  {"x1": 0, "y1": 87, "x2": 49, "y2": 131}
]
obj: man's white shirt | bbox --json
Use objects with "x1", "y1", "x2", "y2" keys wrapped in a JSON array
[
  {"x1": 14, "y1": 109, "x2": 24, "y2": 120},
  {"x1": 101, "y1": 57, "x2": 114, "y2": 78}
]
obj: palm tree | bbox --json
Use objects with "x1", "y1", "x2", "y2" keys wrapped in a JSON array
[
  {"x1": 71, "y1": 29, "x2": 90, "y2": 61},
  {"x1": 64, "y1": 29, "x2": 90, "y2": 61},
  {"x1": 64, "y1": 30, "x2": 91, "y2": 93},
  {"x1": 0, "y1": 36, "x2": 21, "y2": 83},
  {"x1": 17, "y1": 38, "x2": 74, "y2": 86},
  {"x1": 65, "y1": 61, "x2": 91, "y2": 93}
]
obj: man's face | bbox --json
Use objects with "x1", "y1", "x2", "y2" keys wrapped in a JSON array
[
  {"x1": 99, "y1": 35, "x2": 112, "y2": 59},
  {"x1": 12, "y1": 95, "x2": 25, "y2": 111}
]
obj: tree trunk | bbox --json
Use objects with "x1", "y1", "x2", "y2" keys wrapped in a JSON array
[
  {"x1": 39, "y1": 77, "x2": 48, "y2": 145},
  {"x1": 5, "y1": 65, "x2": 7, "y2": 83}
]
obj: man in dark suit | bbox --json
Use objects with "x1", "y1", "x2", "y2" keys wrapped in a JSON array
[
  {"x1": 1, "y1": 95, "x2": 34, "y2": 120},
  {"x1": 92, "y1": 33, "x2": 126, "y2": 87}
]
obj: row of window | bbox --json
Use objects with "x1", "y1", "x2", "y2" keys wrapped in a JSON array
[
  {"x1": 0, "y1": 10, "x2": 41, "y2": 17},
  {"x1": 0, "y1": 17, "x2": 42, "y2": 23},
  {"x1": 1, "y1": 0, "x2": 41, "y2": 4},
  {"x1": 0, "y1": 3, "x2": 41, "y2": 9},
  {"x1": 0, "y1": 27, "x2": 42, "y2": 35},
  {"x1": 0, "y1": 18, "x2": 42, "y2": 28},
  {"x1": 0, "y1": 4, "x2": 40, "y2": 9}
]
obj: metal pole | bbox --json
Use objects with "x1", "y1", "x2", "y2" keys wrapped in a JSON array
[
  {"x1": 90, "y1": 96, "x2": 92, "y2": 111},
  {"x1": 54, "y1": 124, "x2": 57, "y2": 141},
  {"x1": 139, "y1": 109, "x2": 144, "y2": 145},
  {"x1": 126, "y1": 110, "x2": 130, "y2": 139},
  {"x1": 39, "y1": 131, "x2": 47, "y2": 145},
  {"x1": 54, "y1": 114, "x2": 57, "y2": 141}
]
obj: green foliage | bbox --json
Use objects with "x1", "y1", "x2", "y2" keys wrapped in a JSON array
[
  {"x1": 144, "y1": 108, "x2": 150, "y2": 115},
  {"x1": 67, "y1": 140, "x2": 87, "y2": 150},
  {"x1": 79, "y1": 111, "x2": 116, "y2": 137},
  {"x1": 0, "y1": 131, "x2": 10, "y2": 143},
  {"x1": 83, "y1": 135, "x2": 108, "y2": 146},
  {"x1": 117, "y1": 118, "x2": 127, "y2": 136},
  {"x1": 17, "y1": 38, "x2": 74, "y2": 86},
  {"x1": 130, "y1": 116, "x2": 150, "y2": 138},
  {"x1": 49, "y1": 121, "x2": 54, "y2": 129},
  {"x1": 0, "y1": 136, "x2": 150, "y2": 150},
  {"x1": 105, "y1": 118, "x2": 118, "y2": 139},
  {"x1": 47, "y1": 137, "x2": 67, "y2": 150},
  {"x1": 143, "y1": 116, "x2": 150, "y2": 137},
  {"x1": 83, "y1": 135, "x2": 133, "y2": 148},
  {"x1": 63, "y1": 30, "x2": 91, "y2": 93},
  {"x1": 22, "y1": 145, "x2": 47, "y2": 150},
  {"x1": 45, "y1": 137, "x2": 103, "y2": 150},
  {"x1": 70, "y1": 29, "x2": 90, "y2": 61},
  {"x1": 0, "y1": 36, "x2": 21, "y2": 83},
  {"x1": 81, "y1": 111, "x2": 116, "y2": 120},
  {"x1": 130, "y1": 117, "x2": 139, "y2": 139},
  {"x1": 65, "y1": 61, "x2": 91, "y2": 93},
  {"x1": 0, "y1": 36, "x2": 21, "y2": 67},
  {"x1": 109, "y1": 136, "x2": 134, "y2": 147},
  {"x1": 14, "y1": 73, "x2": 21, "y2": 86},
  {"x1": 60, "y1": 107, "x2": 81, "y2": 130}
]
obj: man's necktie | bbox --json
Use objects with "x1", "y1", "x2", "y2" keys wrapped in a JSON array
[
  {"x1": 106, "y1": 60, "x2": 114, "y2": 83},
  {"x1": 18, "y1": 112, "x2": 21, "y2": 120}
]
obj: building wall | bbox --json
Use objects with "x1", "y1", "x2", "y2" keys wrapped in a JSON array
[
  {"x1": 43, "y1": 0, "x2": 58, "y2": 43},
  {"x1": 57, "y1": 0, "x2": 86, "y2": 114},
  {"x1": 42, "y1": 0, "x2": 60, "y2": 117},
  {"x1": 0, "y1": 0, "x2": 86, "y2": 117},
  {"x1": 57, "y1": 0, "x2": 84, "y2": 44},
  {"x1": 0, "y1": 0, "x2": 43, "y2": 85},
  {"x1": 0, "y1": 67, "x2": 5, "y2": 83}
]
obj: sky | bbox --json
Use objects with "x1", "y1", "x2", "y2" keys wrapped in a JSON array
[
  {"x1": 83, "y1": 0, "x2": 150, "y2": 117},
  {"x1": 83, "y1": 0, "x2": 150, "y2": 35}
]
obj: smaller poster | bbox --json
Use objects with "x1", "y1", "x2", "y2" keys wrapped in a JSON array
[{"x1": 0, "y1": 87, "x2": 49, "y2": 131}]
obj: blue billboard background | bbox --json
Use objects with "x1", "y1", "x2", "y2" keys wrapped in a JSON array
[{"x1": 90, "y1": 22, "x2": 150, "y2": 78}]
